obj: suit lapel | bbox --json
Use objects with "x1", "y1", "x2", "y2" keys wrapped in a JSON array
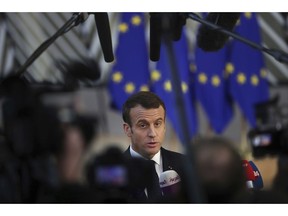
[
  {"x1": 123, "y1": 147, "x2": 131, "y2": 158},
  {"x1": 161, "y1": 147, "x2": 172, "y2": 172}
]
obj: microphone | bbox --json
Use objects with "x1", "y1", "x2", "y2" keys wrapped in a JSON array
[
  {"x1": 149, "y1": 13, "x2": 187, "y2": 61},
  {"x1": 93, "y1": 13, "x2": 114, "y2": 63},
  {"x1": 249, "y1": 161, "x2": 264, "y2": 190},
  {"x1": 196, "y1": 13, "x2": 241, "y2": 51},
  {"x1": 242, "y1": 160, "x2": 256, "y2": 189},
  {"x1": 159, "y1": 170, "x2": 181, "y2": 197},
  {"x1": 149, "y1": 13, "x2": 163, "y2": 62},
  {"x1": 170, "y1": 13, "x2": 187, "y2": 41}
]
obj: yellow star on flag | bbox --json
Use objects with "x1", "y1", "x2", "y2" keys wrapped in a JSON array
[
  {"x1": 198, "y1": 72, "x2": 208, "y2": 84},
  {"x1": 244, "y1": 12, "x2": 252, "y2": 19},
  {"x1": 251, "y1": 75, "x2": 259, "y2": 86},
  {"x1": 139, "y1": 85, "x2": 149, "y2": 92},
  {"x1": 125, "y1": 82, "x2": 135, "y2": 93},
  {"x1": 131, "y1": 15, "x2": 141, "y2": 26},
  {"x1": 189, "y1": 63, "x2": 197, "y2": 73},
  {"x1": 119, "y1": 23, "x2": 128, "y2": 33},
  {"x1": 151, "y1": 70, "x2": 161, "y2": 82},
  {"x1": 164, "y1": 80, "x2": 172, "y2": 92},
  {"x1": 211, "y1": 75, "x2": 221, "y2": 87},
  {"x1": 260, "y1": 68, "x2": 267, "y2": 78},
  {"x1": 112, "y1": 71, "x2": 123, "y2": 83},
  {"x1": 181, "y1": 82, "x2": 188, "y2": 93},
  {"x1": 237, "y1": 73, "x2": 246, "y2": 84},
  {"x1": 225, "y1": 62, "x2": 234, "y2": 75}
]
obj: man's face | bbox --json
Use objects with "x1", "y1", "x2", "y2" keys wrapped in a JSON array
[{"x1": 123, "y1": 105, "x2": 166, "y2": 159}]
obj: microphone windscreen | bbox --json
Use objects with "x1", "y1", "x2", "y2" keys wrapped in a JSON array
[
  {"x1": 197, "y1": 12, "x2": 241, "y2": 51},
  {"x1": 159, "y1": 170, "x2": 181, "y2": 195},
  {"x1": 242, "y1": 160, "x2": 256, "y2": 181},
  {"x1": 249, "y1": 161, "x2": 264, "y2": 189},
  {"x1": 94, "y1": 13, "x2": 114, "y2": 62},
  {"x1": 171, "y1": 13, "x2": 187, "y2": 41},
  {"x1": 149, "y1": 13, "x2": 162, "y2": 61},
  {"x1": 149, "y1": 13, "x2": 188, "y2": 61}
]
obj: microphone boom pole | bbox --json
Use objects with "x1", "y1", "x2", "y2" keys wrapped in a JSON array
[{"x1": 15, "y1": 13, "x2": 88, "y2": 77}]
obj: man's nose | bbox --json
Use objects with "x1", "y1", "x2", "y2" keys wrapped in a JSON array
[{"x1": 148, "y1": 126, "x2": 156, "y2": 137}]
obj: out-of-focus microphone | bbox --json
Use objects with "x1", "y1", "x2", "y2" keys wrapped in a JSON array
[
  {"x1": 149, "y1": 13, "x2": 187, "y2": 61},
  {"x1": 242, "y1": 160, "x2": 256, "y2": 189},
  {"x1": 197, "y1": 13, "x2": 241, "y2": 51},
  {"x1": 149, "y1": 13, "x2": 163, "y2": 62},
  {"x1": 93, "y1": 13, "x2": 114, "y2": 63},
  {"x1": 170, "y1": 13, "x2": 187, "y2": 41},
  {"x1": 249, "y1": 161, "x2": 264, "y2": 190},
  {"x1": 159, "y1": 170, "x2": 181, "y2": 197}
]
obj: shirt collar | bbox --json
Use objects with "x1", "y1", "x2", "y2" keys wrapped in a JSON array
[
  {"x1": 129, "y1": 146, "x2": 161, "y2": 166},
  {"x1": 151, "y1": 150, "x2": 161, "y2": 166}
]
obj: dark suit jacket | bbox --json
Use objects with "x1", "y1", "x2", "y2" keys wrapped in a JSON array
[{"x1": 123, "y1": 146, "x2": 187, "y2": 203}]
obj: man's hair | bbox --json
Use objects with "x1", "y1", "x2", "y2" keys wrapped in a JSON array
[
  {"x1": 191, "y1": 135, "x2": 239, "y2": 153},
  {"x1": 191, "y1": 135, "x2": 243, "y2": 169},
  {"x1": 122, "y1": 91, "x2": 166, "y2": 126},
  {"x1": 191, "y1": 135, "x2": 246, "y2": 203}
]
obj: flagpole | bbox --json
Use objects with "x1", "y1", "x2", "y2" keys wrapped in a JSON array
[{"x1": 161, "y1": 15, "x2": 206, "y2": 203}]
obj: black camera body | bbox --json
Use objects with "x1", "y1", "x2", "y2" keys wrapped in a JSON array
[
  {"x1": 248, "y1": 124, "x2": 288, "y2": 158},
  {"x1": 0, "y1": 76, "x2": 98, "y2": 202},
  {"x1": 85, "y1": 146, "x2": 158, "y2": 203},
  {"x1": 248, "y1": 96, "x2": 288, "y2": 158}
]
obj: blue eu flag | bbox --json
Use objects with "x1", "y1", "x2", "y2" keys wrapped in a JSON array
[
  {"x1": 227, "y1": 13, "x2": 269, "y2": 127},
  {"x1": 150, "y1": 28, "x2": 198, "y2": 143},
  {"x1": 193, "y1": 31, "x2": 233, "y2": 134},
  {"x1": 108, "y1": 13, "x2": 150, "y2": 110}
]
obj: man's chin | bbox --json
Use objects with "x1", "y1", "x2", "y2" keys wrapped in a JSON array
[{"x1": 145, "y1": 147, "x2": 160, "y2": 158}]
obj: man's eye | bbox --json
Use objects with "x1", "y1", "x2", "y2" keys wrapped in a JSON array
[
  {"x1": 140, "y1": 123, "x2": 147, "y2": 128},
  {"x1": 155, "y1": 121, "x2": 162, "y2": 127}
]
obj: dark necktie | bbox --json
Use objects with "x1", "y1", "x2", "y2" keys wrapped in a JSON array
[{"x1": 146, "y1": 160, "x2": 162, "y2": 200}]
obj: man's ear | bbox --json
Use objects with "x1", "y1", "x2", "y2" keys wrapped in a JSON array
[{"x1": 123, "y1": 123, "x2": 132, "y2": 137}]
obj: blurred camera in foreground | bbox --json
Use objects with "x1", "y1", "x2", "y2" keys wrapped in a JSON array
[{"x1": 248, "y1": 96, "x2": 288, "y2": 158}]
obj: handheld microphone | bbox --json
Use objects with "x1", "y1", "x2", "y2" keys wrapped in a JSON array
[
  {"x1": 159, "y1": 170, "x2": 181, "y2": 197},
  {"x1": 93, "y1": 13, "x2": 114, "y2": 62},
  {"x1": 242, "y1": 160, "x2": 256, "y2": 189},
  {"x1": 196, "y1": 13, "x2": 241, "y2": 51},
  {"x1": 249, "y1": 161, "x2": 264, "y2": 190}
]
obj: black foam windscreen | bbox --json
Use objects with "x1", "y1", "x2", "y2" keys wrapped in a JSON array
[
  {"x1": 94, "y1": 13, "x2": 114, "y2": 62},
  {"x1": 197, "y1": 13, "x2": 241, "y2": 51}
]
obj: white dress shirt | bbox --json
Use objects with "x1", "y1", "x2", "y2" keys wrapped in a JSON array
[{"x1": 129, "y1": 146, "x2": 163, "y2": 176}]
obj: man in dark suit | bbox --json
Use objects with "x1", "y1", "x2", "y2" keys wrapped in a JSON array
[{"x1": 121, "y1": 91, "x2": 187, "y2": 203}]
